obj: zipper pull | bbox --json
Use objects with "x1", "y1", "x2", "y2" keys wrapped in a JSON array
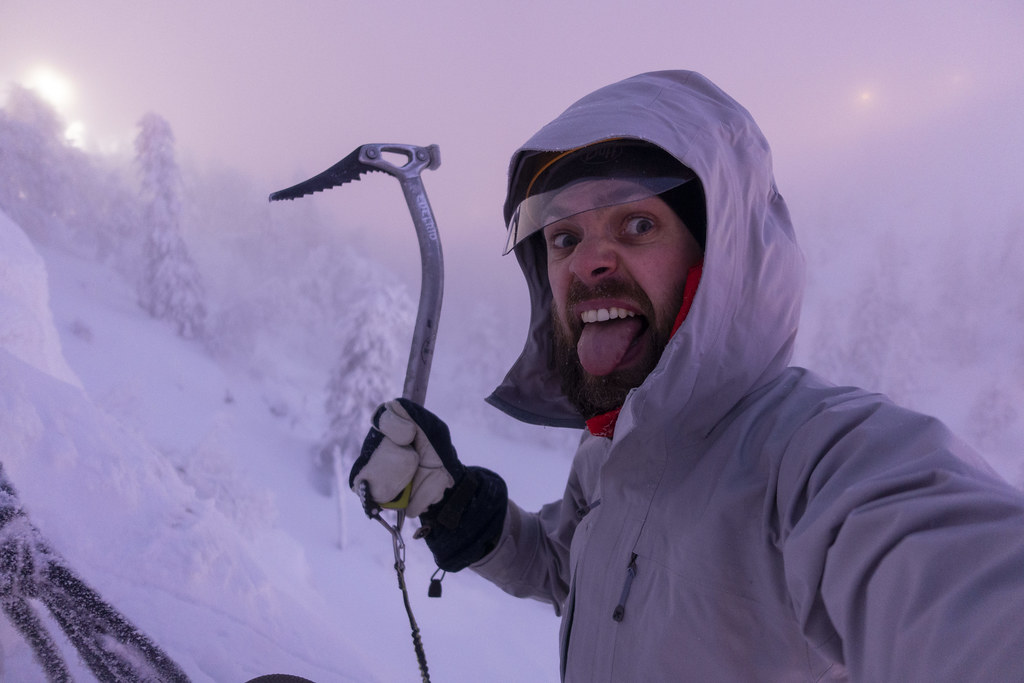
[
  {"x1": 612, "y1": 553, "x2": 638, "y2": 622},
  {"x1": 576, "y1": 499, "x2": 601, "y2": 521}
]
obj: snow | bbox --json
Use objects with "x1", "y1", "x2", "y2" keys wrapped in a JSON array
[
  {"x1": 0, "y1": 206, "x2": 569, "y2": 681},
  {"x1": 0, "y1": 211, "x2": 80, "y2": 387}
]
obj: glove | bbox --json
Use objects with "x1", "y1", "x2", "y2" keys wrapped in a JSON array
[
  {"x1": 350, "y1": 399, "x2": 508, "y2": 572},
  {"x1": 350, "y1": 398, "x2": 466, "y2": 518}
]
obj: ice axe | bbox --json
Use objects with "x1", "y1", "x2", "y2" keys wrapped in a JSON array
[{"x1": 270, "y1": 143, "x2": 443, "y2": 682}]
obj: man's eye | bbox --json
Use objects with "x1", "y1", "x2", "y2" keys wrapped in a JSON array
[
  {"x1": 624, "y1": 216, "x2": 655, "y2": 236},
  {"x1": 550, "y1": 232, "x2": 580, "y2": 249}
]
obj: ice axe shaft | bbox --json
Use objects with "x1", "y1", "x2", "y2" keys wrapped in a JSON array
[
  {"x1": 389, "y1": 149, "x2": 443, "y2": 406},
  {"x1": 269, "y1": 143, "x2": 443, "y2": 405}
]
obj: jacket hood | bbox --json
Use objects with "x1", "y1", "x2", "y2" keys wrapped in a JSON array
[{"x1": 487, "y1": 70, "x2": 805, "y2": 437}]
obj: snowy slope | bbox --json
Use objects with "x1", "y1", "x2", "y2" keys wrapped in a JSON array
[
  {"x1": 0, "y1": 209, "x2": 568, "y2": 682},
  {"x1": 0, "y1": 210, "x2": 80, "y2": 387}
]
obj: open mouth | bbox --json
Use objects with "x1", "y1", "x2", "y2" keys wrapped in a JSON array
[{"x1": 576, "y1": 307, "x2": 650, "y2": 376}]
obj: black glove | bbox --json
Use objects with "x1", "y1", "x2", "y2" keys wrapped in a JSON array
[
  {"x1": 350, "y1": 399, "x2": 465, "y2": 516},
  {"x1": 350, "y1": 399, "x2": 507, "y2": 571}
]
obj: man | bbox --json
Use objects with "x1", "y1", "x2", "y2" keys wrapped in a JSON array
[{"x1": 351, "y1": 71, "x2": 1024, "y2": 680}]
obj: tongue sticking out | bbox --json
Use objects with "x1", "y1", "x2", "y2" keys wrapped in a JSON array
[{"x1": 577, "y1": 318, "x2": 644, "y2": 376}]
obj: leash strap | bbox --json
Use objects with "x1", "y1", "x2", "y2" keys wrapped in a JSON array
[
  {"x1": 395, "y1": 556, "x2": 430, "y2": 682},
  {"x1": 360, "y1": 482, "x2": 431, "y2": 682}
]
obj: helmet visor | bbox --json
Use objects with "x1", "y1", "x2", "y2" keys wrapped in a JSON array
[
  {"x1": 503, "y1": 139, "x2": 696, "y2": 255},
  {"x1": 504, "y1": 175, "x2": 692, "y2": 254}
]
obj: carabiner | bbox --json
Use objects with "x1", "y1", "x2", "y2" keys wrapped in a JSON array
[{"x1": 359, "y1": 481, "x2": 407, "y2": 572}]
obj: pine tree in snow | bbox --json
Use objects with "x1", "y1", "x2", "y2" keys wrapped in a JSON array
[
  {"x1": 134, "y1": 112, "x2": 206, "y2": 339},
  {"x1": 0, "y1": 85, "x2": 143, "y2": 267},
  {"x1": 321, "y1": 284, "x2": 412, "y2": 547},
  {"x1": 0, "y1": 85, "x2": 78, "y2": 241}
]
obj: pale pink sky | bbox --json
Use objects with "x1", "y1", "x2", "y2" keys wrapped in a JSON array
[{"x1": 3, "y1": 0, "x2": 1023, "y2": 306}]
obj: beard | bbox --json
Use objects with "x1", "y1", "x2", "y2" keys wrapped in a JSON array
[{"x1": 551, "y1": 277, "x2": 677, "y2": 420}]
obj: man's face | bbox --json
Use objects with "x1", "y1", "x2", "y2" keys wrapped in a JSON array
[{"x1": 543, "y1": 179, "x2": 703, "y2": 418}]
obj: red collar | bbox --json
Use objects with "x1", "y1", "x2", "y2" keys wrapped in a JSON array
[
  {"x1": 584, "y1": 260, "x2": 703, "y2": 439},
  {"x1": 585, "y1": 408, "x2": 621, "y2": 438}
]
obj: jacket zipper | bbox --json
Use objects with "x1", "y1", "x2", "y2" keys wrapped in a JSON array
[
  {"x1": 612, "y1": 553, "x2": 638, "y2": 622},
  {"x1": 576, "y1": 499, "x2": 600, "y2": 521}
]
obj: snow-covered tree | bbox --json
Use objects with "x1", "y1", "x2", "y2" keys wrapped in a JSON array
[
  {"x1": 0, "y1": 85, "x2": 78, "y2": 243},
  {"x1": 0, "y1": 85, "x2": 142, "y2": 267},
  {"x1": 134, "y1": 112, "x2": 206, "y2": 339},
  {"x1": 320, "y1": 284, "x2": 412, "y2": 546}
]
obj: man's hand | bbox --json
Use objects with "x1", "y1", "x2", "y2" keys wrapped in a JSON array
[{"x1": 350, "y1": 399, "x2": 466, "y2": 518}]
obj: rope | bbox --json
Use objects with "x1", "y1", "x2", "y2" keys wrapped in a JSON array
[
  {"x1": 395, "y1": 561, "x2": 430, "y2": 683},
  {"x1": 360, "y1": 482, "x2": 432, "y2": 683}
]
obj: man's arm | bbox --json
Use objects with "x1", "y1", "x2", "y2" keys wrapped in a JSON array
[
  {"x1": 470, "y1": 497, "x2": 576, "y2": 613},
  {"x1": 777, "y1": 397, "x2": 1024, "y2": 680}
]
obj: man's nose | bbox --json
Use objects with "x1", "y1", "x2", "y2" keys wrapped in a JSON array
[{"x1": 569, "y1": 233, "x2": 619, "y2": 284}]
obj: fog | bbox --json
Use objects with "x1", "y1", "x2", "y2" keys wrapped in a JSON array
[
  {"x1": 4, "y1": 2, "x2": 1022, "y2": 305},
  {"x1": 4, "y1": 0, "x2": 1024, "y2": 464},
  {"x1": 3, "y1": 2, "x2": 1023, "y2": 457}
]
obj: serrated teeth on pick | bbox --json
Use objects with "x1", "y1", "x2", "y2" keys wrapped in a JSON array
[{"x1": 581, "y1": 307, "x2": 636, "y2": 324}]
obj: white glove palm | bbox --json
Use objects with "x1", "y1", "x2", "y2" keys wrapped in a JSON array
[{"x1": 350, "y1": 400, "x2": 461, "y2": 518}]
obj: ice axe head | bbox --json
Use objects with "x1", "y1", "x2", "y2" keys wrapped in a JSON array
[{"x1": 269, "y1": 144, "x2": 440, "y2": 201}]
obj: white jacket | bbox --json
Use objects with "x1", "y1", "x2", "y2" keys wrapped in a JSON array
[{"x1": 478, "y1": 71, "x2": 1024, "y2": 681}]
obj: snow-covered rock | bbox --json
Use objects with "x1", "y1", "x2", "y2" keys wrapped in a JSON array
[{"x1": 0, "y1": 208, "x2": 81, "y2": 387}]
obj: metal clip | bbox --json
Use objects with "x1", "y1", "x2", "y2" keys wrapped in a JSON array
[
  {"x1": 360, "y1": 481, "x2": 407, "y2": 572},
  {"x1": 380, "y1": 509, "x2": 406, "y2": 573}
]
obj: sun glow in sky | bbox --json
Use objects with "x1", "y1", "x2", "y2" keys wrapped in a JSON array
[
  {"x1": 21, "y1": 64, "x2": 86, "y2": 146},
  {"x1": 24, "y1": 65, "x2": 74, "y2": 111}
]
